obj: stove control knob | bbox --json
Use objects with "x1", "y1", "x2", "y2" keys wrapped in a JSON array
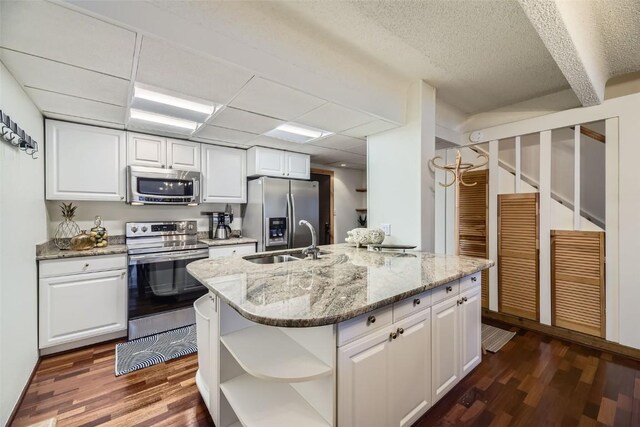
[
  {"x1": 131, "y1": 226, "x2": 138, "y2": 233},
  {"x1": 141, "y1": 226, "x2": 148, "y2": 233},
  {"x1": 179, "y1": 223, "x2": 186, "y2": 230},
  {"x1": 187, "y1": 224, "x2": 194, "y2": 230}
]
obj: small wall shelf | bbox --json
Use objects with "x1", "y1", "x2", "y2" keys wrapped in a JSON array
[
  {"x1": 355, "y1": 188, "x2": 367, "y2": 192},
  {"x1": 220, "y1": 325, "x2": 332, "y2": 382},
  {"x1": 220, "y1": 373, "x2": 331, "y2": 427}
]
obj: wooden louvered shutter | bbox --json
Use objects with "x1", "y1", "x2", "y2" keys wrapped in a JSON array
[
  {"x1": 458, "y1": 169, "x2": 489, "y2": 308},
  {"x1": 498, "y1": 193, "x2": 539, "y2": 320},
  {"x1": 551, "y1": 230, "x2": 605, "y2": 337}
]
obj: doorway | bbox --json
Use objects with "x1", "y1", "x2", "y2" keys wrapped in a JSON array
[{"x1": 311, "y1": 168, "x2": 334, "y2": 245}]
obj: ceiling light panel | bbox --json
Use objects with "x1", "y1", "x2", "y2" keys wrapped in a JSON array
[
  {"x1": 265, "y1": 122, "x2": 333, "y2": 144},
  {"x1": 131, "y1": 83, "x2": 221, "y2": 123},
  {"x1": 129, "y1": 109, "x2": 198, "y2": 134}
]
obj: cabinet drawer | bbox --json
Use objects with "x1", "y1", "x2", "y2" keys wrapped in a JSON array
[
  {"x1": 460, "y1": 272, "x2": 481, "y2": 293},
  {"x1": 431, "y1": 280, "x2": 460, "y2": 305},
  {"x1": 338, "y1": 305, "x2": 393, "y2": 347},
  {"x1": 39, "y1": 254, "x2": 127, "y2": 278},
  {"x1": 209, "y1": 244, "x2": 256, "y2": 259},
  {"x1": 393, "y1": 290, "x2": 431, "y2": 322}
]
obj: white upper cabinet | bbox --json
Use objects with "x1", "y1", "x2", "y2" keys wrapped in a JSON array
[
  {"x1": 46, "y1": 120, "x2": 126, "y2": 201},
  {"x1": 247, "y1": 146, "x2": 310, "y2": 179},
  {"x1": 201, "y1": 144, "x2": 247, "y2": 203},
  {"x1": 167, "y1": 139, "x2": 200, "y2": 171},
  {"x1": 285, "y1": 152, "x2": 310, "y2": 180},
  {"x1": 127, "y1": 133, "x2": 166, "y2": 168}
]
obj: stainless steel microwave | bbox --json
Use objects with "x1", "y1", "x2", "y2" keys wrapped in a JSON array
[{"x1": 127, "y1": 165, "x2": 201, "y2": 205}]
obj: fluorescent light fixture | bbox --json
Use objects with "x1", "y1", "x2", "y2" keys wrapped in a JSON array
[
  {"x1": 265, "y1": 122, "x2": 333, "y2": 143},
  {"x1": 129, "y1": 109, "x2": 198, "y2": 131},
  {"x1": 340, "y1": 163, "x2": 347, "y2": 167},
  {"x1": 134, "y1": 86, "x2": 215, "y2": 115},
  {"x1": 187, "y1": 203, "x2": 199, "y2": 207}
]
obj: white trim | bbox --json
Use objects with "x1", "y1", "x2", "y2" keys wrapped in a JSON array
[
  {"x1": 573, "y1": 126, "x2": 581, "y2": 230},
  {"x1": 514, "y1": 136, "x2": 521, "y2": 193},
  {"x1": 605, "y1": 117, "x2": 619, "y2": 343},
  {"x1": 539, "y1": 131, "x2": 552, "y2": 325},
  {"x1": 488, "y1": 140, "x2": 499, "y2": 312}
]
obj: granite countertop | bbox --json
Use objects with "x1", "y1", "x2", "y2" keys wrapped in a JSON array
[
  {"x1": 199, "y1": 237, "x2": 258, "y2": 247},
  {"x1": 36, "y1": 241, "x2": 128, "y2": 261},
  {"x1": 187, "y1": 244, "x2": 494, "y2": 328}
]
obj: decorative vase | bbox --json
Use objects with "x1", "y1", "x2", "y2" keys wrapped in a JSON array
[
  {"x1": 54, "y1": 203, "x2": 80, "y2": 250},
  {"x1": 70, "y1": 231, "x2": 95, "y2": 251},
  {"x1": 91, "y1": 216, "x2": 108, "y2": 248}
]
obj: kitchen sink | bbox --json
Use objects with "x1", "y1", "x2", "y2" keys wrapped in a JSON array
[{"x1": 243, "y1": 250, "x2": 329, "y2": 264}]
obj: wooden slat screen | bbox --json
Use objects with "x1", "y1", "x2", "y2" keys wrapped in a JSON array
[
  {"x1": 458, "y1": 169, "x2": 489, "y2": 308},
  {"x1": 551, "y1": 230, "x2": 605, "y2": 337},
  {"x1": 498, "y1": 193, "x2": 539, "y2": 320}
]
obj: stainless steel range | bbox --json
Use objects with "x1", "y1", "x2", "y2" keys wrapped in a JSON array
[{"x1": 126, "y1": 220, "x2": 209, "y2": 339}]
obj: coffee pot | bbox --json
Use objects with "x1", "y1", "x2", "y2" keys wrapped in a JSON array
[{"x1": 214, "y1": 212, "x2": 232, "y2": 240}]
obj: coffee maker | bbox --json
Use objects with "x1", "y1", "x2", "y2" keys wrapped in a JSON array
[{"x1": 205, "y1": 211, "x2": 233, "y2": 240}]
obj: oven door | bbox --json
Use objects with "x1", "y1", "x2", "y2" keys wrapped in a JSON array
[{"x1": 128, "y1": 249, "x2": 209, "y2": 321}]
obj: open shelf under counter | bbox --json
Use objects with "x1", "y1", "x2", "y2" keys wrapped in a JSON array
[
  {"x1": 220, "y1": 325, "x2": 332, "y2": 383},
  {"x1": 220, "y1": 373, "x2": 331, "y2": 427}
]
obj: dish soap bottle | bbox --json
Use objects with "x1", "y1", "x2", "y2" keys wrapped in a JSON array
[{"x1": 91, "y1": 216, "x2": 108, "y2": 248}]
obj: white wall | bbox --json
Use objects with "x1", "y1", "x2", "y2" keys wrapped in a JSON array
[
  {"x1": 0, "y1": 62, "x2": 47, "y2": 425},
  {"x1": 46, "y1": 202, "x2": 241, "y2": 238},
  {"x1": 368, "y1": 81, "x2": 436, "y2": 250}
]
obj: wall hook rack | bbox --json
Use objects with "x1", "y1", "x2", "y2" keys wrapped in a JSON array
[{"x1": 0, "y1": 109, "x2": 39, "y2": 159}]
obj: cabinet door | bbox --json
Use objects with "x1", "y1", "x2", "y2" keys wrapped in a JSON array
[
  {"x1": 431, "y1": 296, "x2": 461, "y2": 403},
  {"x1": 167, "y1": 139, "x2": 200, "y2": 171},
  {"x1": 127, "y1": 132, "x2": 166, "y2": 167},
  {"x1": 194, "y1": 294, "x2": 220, "y2": 425},
  {"x1": 338, "y1": 326, "x2": 393, "y2": 427},
  {"x1": 460, "y1": 286, "x2": 482, "y2": 376},
  {"x1": 201, "y1": 144, "x2": 247, "y2": 203},
  {"x1": 285, "y1": 152, "x2": 310, "y2": 180},
  {"x1": 390, "y1": 310, "x2": 432, "y2": 427},
  {"x1": 46, "y1": 120, "x2": 126, "y2": 201},
  {"x1": 39, "y1": 269, "x2": 127, "y2": 348},
  {"x1": 252, "y1": 147, "x2": 285, "y2": 177}
]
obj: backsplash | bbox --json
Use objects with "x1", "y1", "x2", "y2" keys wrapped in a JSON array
[{"x1": 45, "y1": 201, "x2": 243, "y2": 238}]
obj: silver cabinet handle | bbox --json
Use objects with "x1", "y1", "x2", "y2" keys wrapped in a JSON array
[
  {"x1": 367, "y1": 315, "x2": 376, "y2": 325},
  {"x1": 446, "y1": 286, "x2": 453, "y2": 293},
  {"x1": 414, "y1": 298, "x2": 421, "y2": 305},
  {"x1": 457, "y1": 299, "x2": 462, "y2": 306},
  {"x1": 397, "y1": 327, "x2": 404, "y2": 335},
  {"x1": 462, "y1": 297, "x2": 468, "y2": 302},
  {"x1": 390, "y1": 331, "x2": 398, "y2": 340}
]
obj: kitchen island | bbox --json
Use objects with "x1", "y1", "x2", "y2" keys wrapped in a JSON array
[{"x1": 187, "y1": 244, "x2": 493, "y2": 427}]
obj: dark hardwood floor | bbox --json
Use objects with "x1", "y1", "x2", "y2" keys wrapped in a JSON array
[{"x1": 11, "y1": 322, "x2": 640, "y2": 426}]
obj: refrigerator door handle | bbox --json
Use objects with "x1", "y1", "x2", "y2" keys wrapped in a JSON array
[{"x1": 290, "y1": 193, "x2": 296, "y2": 248}]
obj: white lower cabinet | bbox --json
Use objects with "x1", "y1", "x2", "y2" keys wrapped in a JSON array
[
  {"x1": 39, "y1": 263, "x2": 127, "y2": 349},
  {"x1": 431, "y1": 296, "x2": 461, "y2": 403},
  {"x1": 208, "y1": 243, "x2": 256, "y2": 259},
  {"x1": 195, "y1": 293, "x2": 220, "y2": 425},
  {"x1": 338, "y1": 309, "x2": 432, "y2": 427},
  {"x1": 460, "y1": 286, "x2": 482, "y2": 376}
]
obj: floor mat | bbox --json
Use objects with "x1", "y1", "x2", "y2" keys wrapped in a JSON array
[
  {"x1": 115, "y1": 324, "x2": 197, "y2": 376},
  {"x1": 481, "y1": 323, "x2": 516, "y2": 353}
]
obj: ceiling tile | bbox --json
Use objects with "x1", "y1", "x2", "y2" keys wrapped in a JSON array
[
  {"x1": 310, "y1": 134, "x2": 364, "y2": 151},
  {"x1": 247, "y1": 135, "x2": 309, "y2": 152},
  {"x1": 229, "y1": 77, "x2": 326, "y2": 120},
  {"x1": 0, "y1": 49, "x2": 129, "y2": 106},
  {"x1": 195, "y1": 125, "x2": 257, "y2": 144},
  {"x1": 344, "y1": 141, "x2": 367, "y2": 155},
  {"x1": 27, "y1": 88, "x2": 126, "y2": 124},
  {"x1": 296, "y1": 103, "x2": 373, "y2": 132},
  {"x1": 342, "y1": 120, "x2": 400, "y2": 138},
  {"x1": 209, "y1": 107, "x2": 284, "y2": 134},
  {"x1": 327, "y1": 161, "x2": 366, "y2": 170},
  {"x1": 136, "y1": 37, "x2": 254, "y2": 105},
  {"x1": 0, "y1": 0, "x2": 135, "y2": 79}
]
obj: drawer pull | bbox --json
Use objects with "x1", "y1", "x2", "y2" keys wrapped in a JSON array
[
  {"x1": 462, "y1": 297, "x2": 468, "y2": 302},
  {"x1": 471, "y1": 276, "x2": 477, "y2": 283},
  {"x1": 457, "y1": 299, "x2": 462, "y2": 306},
  {"x1": 367, "y1": 315, "x2": 376, "y2": 325},
  {"x1": 390, "y1": 331, "x2": 398, "y2": 340},
  {"x1": 397, "y1": 327, "x2": 404, "y2": 335},
  {"x1": 413, "y1": 298, "x2": 421, "y2": 305},
  {"x1": 446, "y1": 286, "x2": 452, "y2": 293},
  {"x1": 83, "y1": 263, "x2": 89, "y2": 270}
]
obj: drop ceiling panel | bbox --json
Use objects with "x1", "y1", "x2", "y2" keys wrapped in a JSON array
[
  {"x1": 342, "y1": 120, "x2": 399, "y2": 138},
  {"x1": 209, "y1": 107, "x2": 285, "y2": 134},
  {"x1": 0, "y1": 49, "x2": 129, "y2": 106},
  {"x1": 310, "y1": 134, "x2": 364, "y2": 151},
  {"x1": 296, "y1": 103, "x2": 373, "y2": 132},
  {"x1": 27, "y1": 88, "x2": 126, "y2": 124},
  {"x1": 0, "y1": 0, "x2": 135, "y2": 79},
  {"x1": 196, "y1": 125, "x2": 257, "y2": 144},
  {"x1": 136, "y1": 37, "x2": 254, "y2": 105},
  {"x1": 229, "y1": 77, "x2": 326, "y2": 120},
  {"x1": 247, "y1": 135, "x2": 310, "y2": 152}
]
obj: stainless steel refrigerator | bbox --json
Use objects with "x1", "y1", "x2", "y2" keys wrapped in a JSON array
[{"x1": 243, "y1": 177, "x2": 319, "y2": 252}]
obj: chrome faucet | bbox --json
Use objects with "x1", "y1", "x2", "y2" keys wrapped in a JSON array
[{"x1": 299, "y1": 220, "x2": 320, "y2": 260}]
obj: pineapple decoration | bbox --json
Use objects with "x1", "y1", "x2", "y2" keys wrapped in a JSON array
[{"x1": 54, "y1": 203, "x2": 81, "y2": 250}]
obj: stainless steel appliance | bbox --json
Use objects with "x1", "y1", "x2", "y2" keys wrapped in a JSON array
[
  {"x1": 127, "y1": 165, "x2": 201, "y2": 205},
  {"x1": 203, "y1": 211, "x2": 234, "y2": 240},
  {"x1": 126, "y1": 220, "x2": 209, "y2": 339},
  {"x1": 243, "y1": 177, "x2": 319, "y2": 252}
]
